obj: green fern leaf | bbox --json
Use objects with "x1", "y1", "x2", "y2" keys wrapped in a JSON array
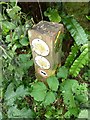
[
  {"x1": 69, "y1": 47, "x2": 88, "y2": 77},
  {"x1": 65, "y1": 44, "x2": 79, "y2": 67},
  {"x1": 60, "y1": 79, "x2": 79, "y2": 108},
  {"x1": 80, "y1": 44, "x2": 88, "y2": 52},
  {"x1": 62, "y1": 16, "x2": 88, "y2": 45}
]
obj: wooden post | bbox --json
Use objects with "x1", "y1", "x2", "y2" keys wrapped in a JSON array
[{"x1": 28, "y1": 21, "x2": 64, "y2": 81}]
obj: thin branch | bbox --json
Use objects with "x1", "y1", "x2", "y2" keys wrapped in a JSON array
[
  {"x1": 37, "y1": 0, "x2": 43, "y2": 20},
  {"x1": 0, "y1": 46, "x2": 12, "y2": 59}
]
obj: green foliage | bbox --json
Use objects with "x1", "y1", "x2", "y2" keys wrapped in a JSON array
[
  {"x1": 5, "y1": 83, "x2": 29, "y2": 106},
  {"x1": 86, "y1": 15, "x2": 90, "y2": 20},
  {"x1": 1, "y1": 3, "x2": 89, "y2": 119},
  {"x1": 1, "y1": 2, "x2": 34, "y2": 118},
  {"x1": 82, "y1": 69, "x2": 90, "y2": 81},
  {"x1": 44, "y1": 7, "x2": 61, "y2": 22},
  {"x1": 7, "y1": 106, "x2": 35, "y2": 118},
  {"x1": 0, "y1": 112, "x2": 2, "y2": 120},
  {"x1": 47, "y1": 76, "x2": 59, "y2": 91},
  {"x1": 20, "y1": 37, "x2": 29, "y2": 46},
  {"x1": 60, "y1": 79, "x2": 88, "y2": 118},
  {"x1": 57, "y1": 66, "x2": 68, "y2": 79},
  {"x1": 69, "y1": 45, "x2": 88, "y2": 76},
  {"x1": 30, "y1": 77, "x2": 57, "y2": 105},
  {"x1": 2, "y1": 21, "x2": 16, "y2": 30},
  {"x1": 6, "y1": 6, "x2": 21, "y2": 20},
  {"x1": 62, "y1": 16, "x2": 88, "y2": 45},
  {"x1": 44, "y1": 8, "x2": 89, "y2": 77},
  {"x1": 44, "y1": 91, "x2": 55, "y2": 106},
  {"x1": 62, "y1": 16, "x2": 89, "y2": 77},
  {"x1": 30, "y1": 82, "x2": 47, "y2": 101},
  {"x1": 64, "y1": 107, "x2": 79, "y2": 118},
  {"x1": 60, "y1": 80, "x2": 78, "y2": 108},
  {"x1": 65, "y1": 44, "x2": 79, "y2": 68},
  {"x1": 4, "y1": 82, "x2": 35, "y2": 118},
  {"x1": 78, "y1": 109, "x2": 88, "y2": 118},
  {"x1": 18, "y1": 54, "x2": 33, "y2": 71}
]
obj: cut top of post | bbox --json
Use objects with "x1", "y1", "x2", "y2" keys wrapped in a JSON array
[{"x1": 32, "y1": 21, "x2": 64, "y2": 37}]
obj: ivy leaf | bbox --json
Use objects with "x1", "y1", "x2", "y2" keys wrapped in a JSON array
[
  {"x1": 11, "y1": 6, "x2": 21, "y2": 13},
  {"x1": 43, "y1": 91, "x2": 56, "y2": 105},
  {"x1": 57, "y1": 66, "x2": 68, "y2": 79},
  {"x1": 15, "y1": 85, "x2": 29, "y2": 98},
  {"x1": 5, "y1": 83, "x2": 15, "y2": 100},
  {"x1": 21, "y1": 60, "x2": 33, "y2": 70},
  {"x1": 2, "y1": 21, "x2": 16, "y2": 30},
  {"x1": 18, "y1": 54, "x2": 31, "y2": 62},
  {"x1": 5, "y1": 83, "x2": 29, "y2": 106},
  {"x1": 30, "y1": 82, "x2": 47, "y2": 101},
  {"x1": 18, "y1": 54, "x2": 33, "y2": 70},
  {"x1": 20, "y1": 37, "x2": 29, "y2": 46},
  {"x1": 44, "y1": 8, "x2": 61, "y2": 22},
  {"x1": 4, "y1": 83, "x2": 16, "y2": 106},
  {"x1": 6, "y1": 35, "x2": 11, "y2": 43},
  {"x1": 7, "y1": 106, "x2": 35, "y2": 118},
  {"x1": 47, "y1": 76, "x2": 59, "y2": 91},
  {"x1": 6, "y1": 6, "x2": 21, "y2": 20}
]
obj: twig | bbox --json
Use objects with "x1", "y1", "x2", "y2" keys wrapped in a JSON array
[
  {"x1": 37, "y1": 0, "x2": 43, "y2": 20},
  {"x1": 0, "y1": 46, "x2": 12, "y2": 59}
]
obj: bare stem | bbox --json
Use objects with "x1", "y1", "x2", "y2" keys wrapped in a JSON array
[
  {"x1": 0, "y1": 46, "x2": 12, "y2": 59},
  {"x1": 37, "y1": 0, "x2": 43, "y2": 20}
]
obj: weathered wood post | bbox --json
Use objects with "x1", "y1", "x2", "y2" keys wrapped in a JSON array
[{"x1": 28, "y1": 21, "x2": 64, "y2": 81}]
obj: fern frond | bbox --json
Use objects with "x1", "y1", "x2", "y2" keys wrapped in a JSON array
[
  {"x1": 80, "y1": 44, "x2": 88, "y2": 52},
  {"x1": 69, "y1": 47, "x2": 88, "y2": 77},
  {"x1": 60, "y1": 79, "x2": 79, "y2": 108},
  {"x1": 65, "y1": 44, "x2": 79, "y2": 67},
  {"x1": 62, "y1": 16, "x2": 88, "y2": 45}
]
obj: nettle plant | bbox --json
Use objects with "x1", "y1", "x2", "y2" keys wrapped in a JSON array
[{"x1": 1, "y1": 3, "x2": 89, "y2": 119}]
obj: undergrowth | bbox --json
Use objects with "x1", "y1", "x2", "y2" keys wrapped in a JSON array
[{"x1": 0, "y1": 2, "x2": 89, "y2": 119}]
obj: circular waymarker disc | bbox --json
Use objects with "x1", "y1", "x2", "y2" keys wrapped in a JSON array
[
  {"x1": 35, "y1": 56, "x2": 50, "y2": 69},
  {"x1": 39, "y1": 70, "x2": 48, "y2": 77},
  {"x1": 32, "y1": 38, "x2": 49, "y2": 56}
]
